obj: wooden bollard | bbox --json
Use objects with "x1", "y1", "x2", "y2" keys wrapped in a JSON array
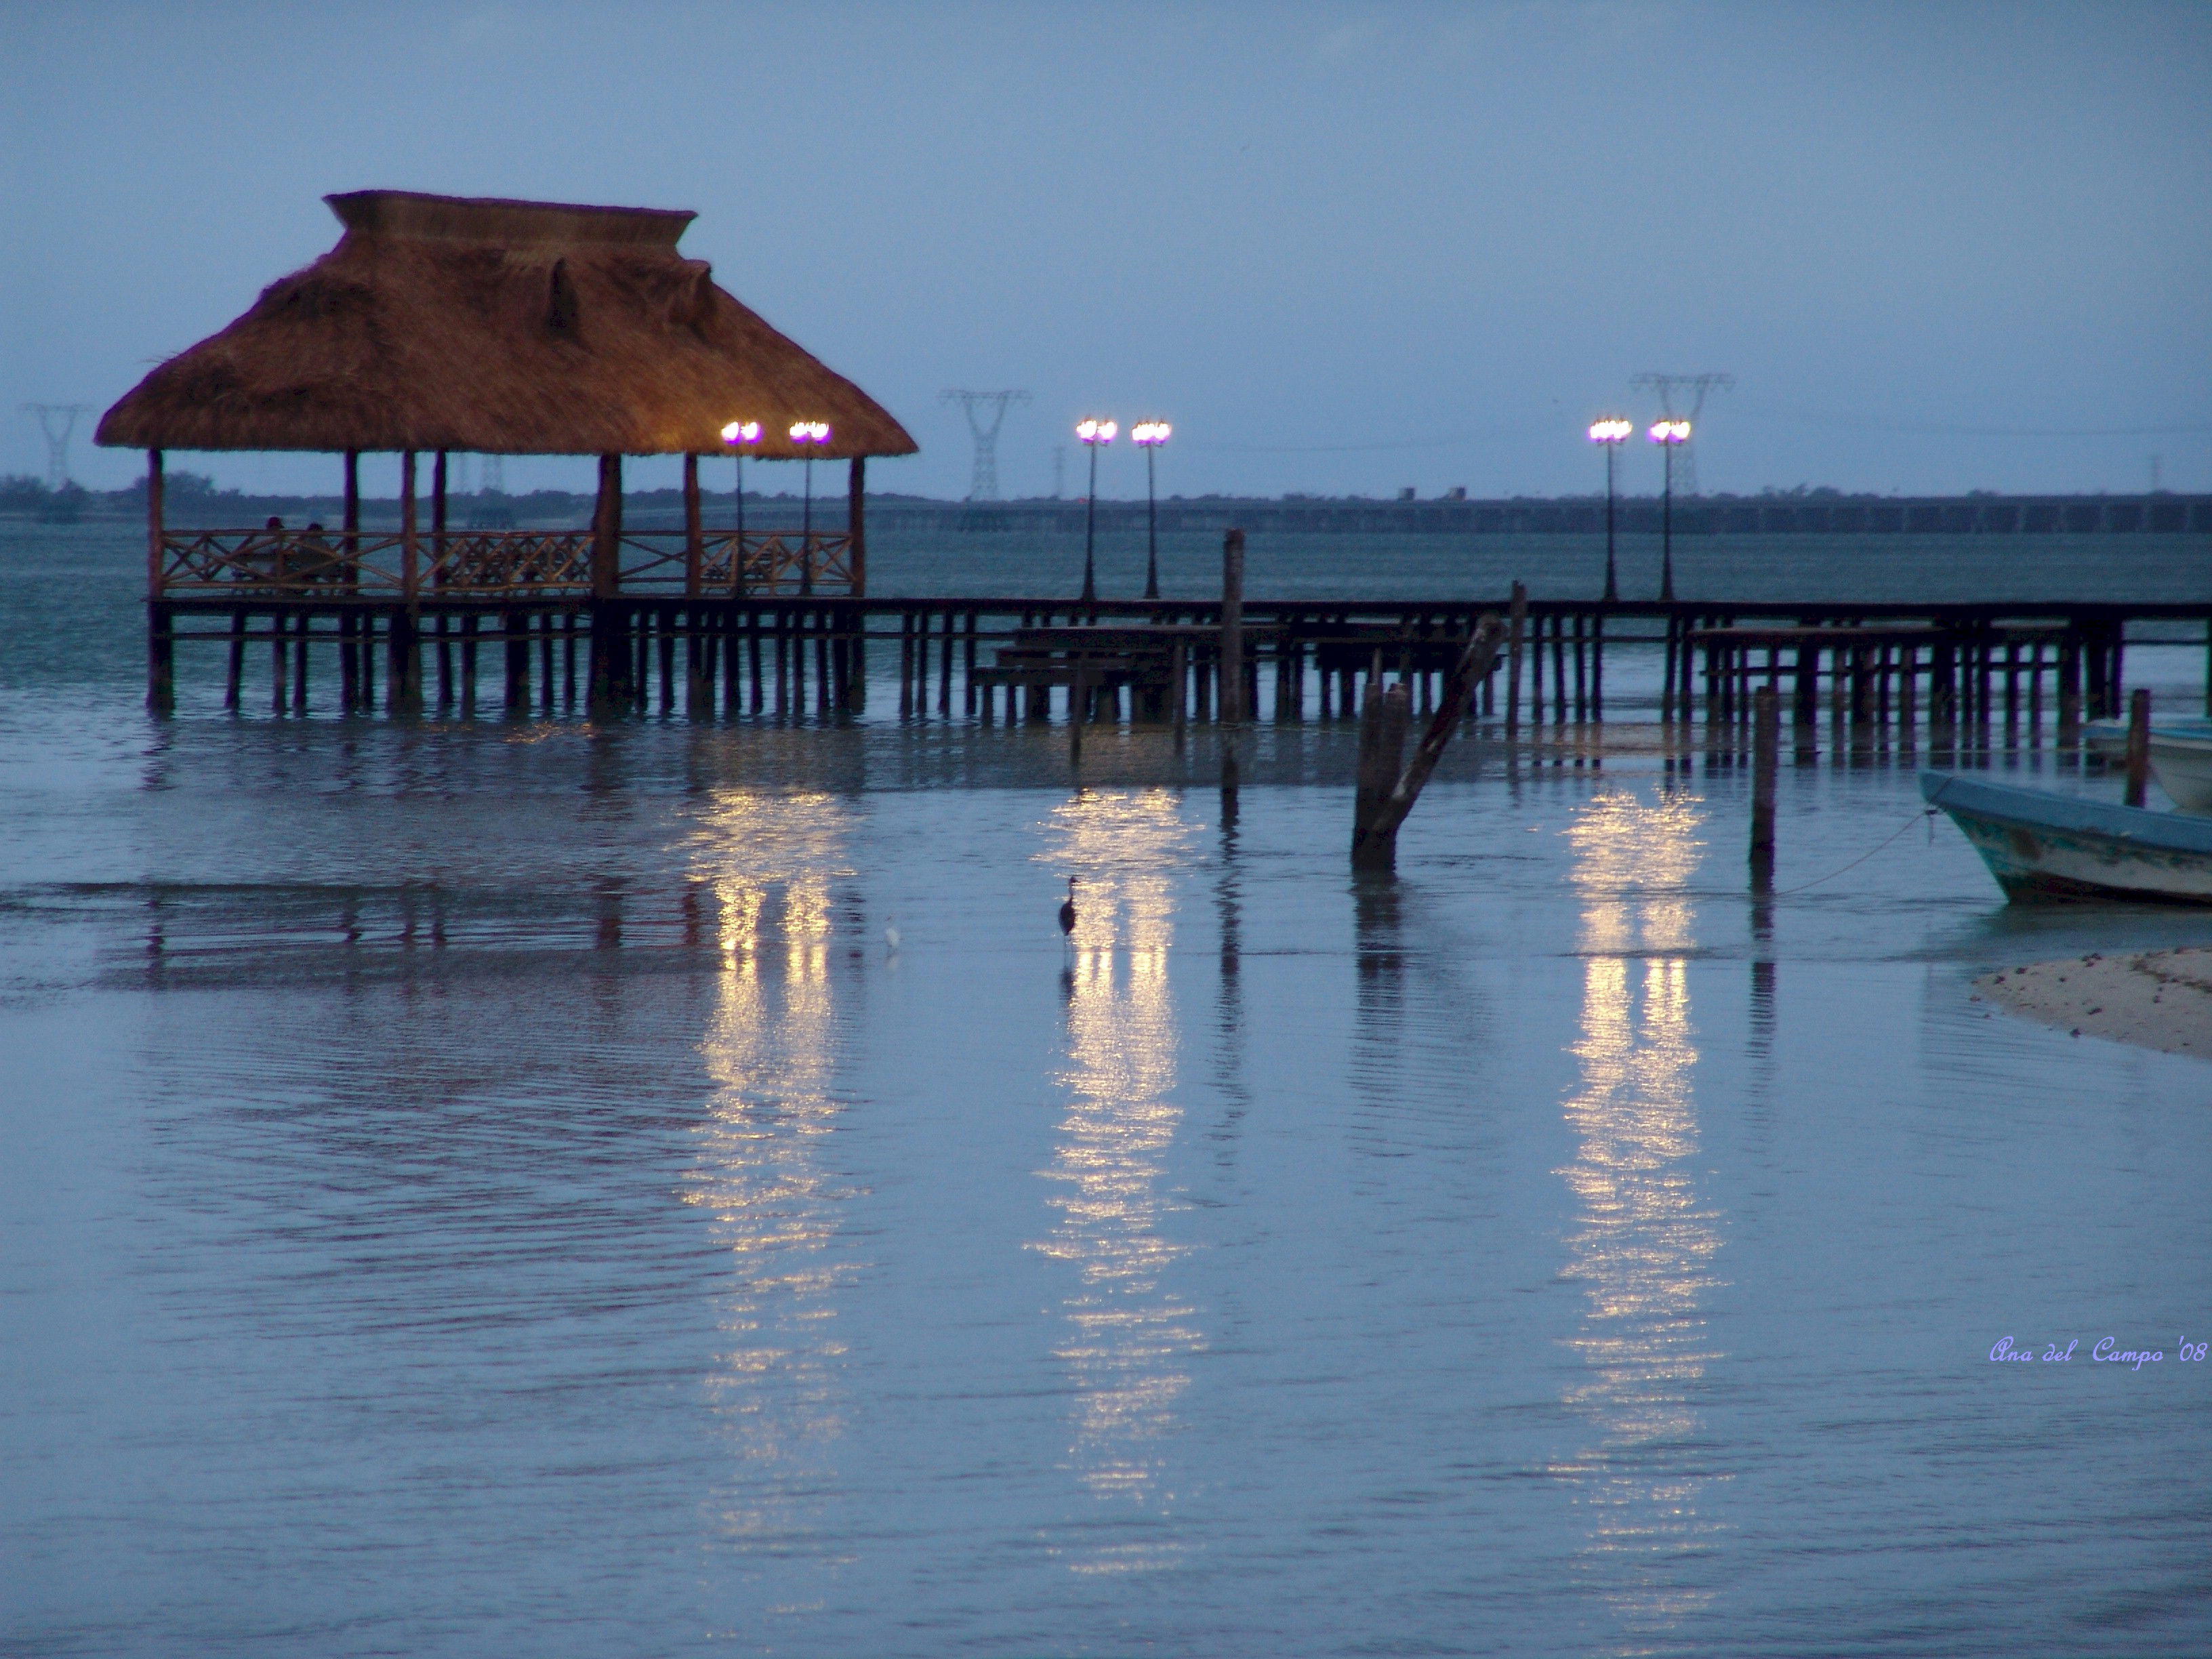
[
  {"x1": 1220, "y1": 529, "x2": 1246, "y2": 724},
  {"x1": 1750, "y1": 685, "x2": 1778, "y2": 889},
  {"x1": 2125, "y1": 687, "x2": 2151, "y2": 808}
]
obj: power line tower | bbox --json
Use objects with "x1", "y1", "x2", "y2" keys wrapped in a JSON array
[
  {"x1": 941, "y1": 389, "x2": 1030, "y2": 501},
  {"x1": 1631, "y1": 373, "x2": 1733, "y2": 496},
  {"x1": 23, "y1": 404, "x2": 94, "y2": 489}
]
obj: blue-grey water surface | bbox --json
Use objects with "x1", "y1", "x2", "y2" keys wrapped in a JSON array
[{"x1": 4, "y1": 524, "x2": 2211, "y2": 1656}]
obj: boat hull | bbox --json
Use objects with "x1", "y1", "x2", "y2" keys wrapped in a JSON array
[
  {"x1": 2149, "y1": 733, "x2": 2212, "y2": 813},
  {"x1": 1921, "y1": 771, "x2": 2212, "y2": 904}
]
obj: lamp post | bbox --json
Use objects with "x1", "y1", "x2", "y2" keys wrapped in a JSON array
[
  {"x1": 1587, "y1": 417, "x2": 1633, "y2": 602},
  {"x1": 1649, "y1": 419, "x2": 1691, "y2": 601},
  {"x1": 1076, "y1": 417, "x2": 1116, "y2": 604},
  {"x1": 790, "y1": 421, "x2": 831, "y2": 593},
  {"x1": 720, "y1": 420, "x2": 761, "y2": 588},
  {"x1": 1131, "y1": 421, "x2": 1172, "y2": 600}
]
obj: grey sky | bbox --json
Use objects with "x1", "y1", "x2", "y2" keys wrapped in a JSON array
[{"x1": 5, "y1": 1, "x2": 2207, "y2": 499}]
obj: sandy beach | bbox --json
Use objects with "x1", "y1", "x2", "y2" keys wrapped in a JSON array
[{"x1": 1975, "y1": 947, "x2": 2212, "y2": 1059}]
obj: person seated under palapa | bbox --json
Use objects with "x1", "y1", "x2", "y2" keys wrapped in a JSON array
[
  {"x1": 236, "y1": 516, "x2": 285, "y2": 584},
  {"x1": 295, "y1": 520, "x2": 341, "y2": 583}
]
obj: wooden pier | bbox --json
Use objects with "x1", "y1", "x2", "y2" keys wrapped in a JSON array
[{"x1": 146, "y1": 575, "x2": 2212, "y2": 760}]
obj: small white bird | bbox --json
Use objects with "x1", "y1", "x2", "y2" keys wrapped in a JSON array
[{"x1": 884, "y1": 920, "x2": 902, "y2": 955}]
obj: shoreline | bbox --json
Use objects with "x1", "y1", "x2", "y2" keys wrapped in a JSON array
[{"x1": 1974, "y1": 947, "x2": 2212, "y2": 1060}]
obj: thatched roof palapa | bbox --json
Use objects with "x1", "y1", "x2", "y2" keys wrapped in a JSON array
[{"x1": 97, "y1": 190, "x2": 918, "y2": 462}]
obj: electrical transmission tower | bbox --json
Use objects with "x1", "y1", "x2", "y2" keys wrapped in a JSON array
[
  {"x1": 23, "y1": 404, "x2": 94, "y2": 490},
  {"x1": 941, "y1": 389, "x2": 1030, "y2": 501},
  {"x1": 1631, "y1": 373, "x2": 1733, "y2": 497}
]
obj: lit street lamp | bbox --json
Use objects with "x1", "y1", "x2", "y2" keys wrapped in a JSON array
[
  {"x1": 1132, "y1": 421, "x2": 1172, "y2": 599},
  {"x1": 791, "y1": 421, "x2": 832, "y2": 594},
  {"x1": 721, "y1": 419, "x2": 762, "y2": 558},
  {"x1": 1649, "y1": 418, "x2": 1692, "y2": 601},
  {"x1": 1586, "y1": 417, "x2": 1633, "y2": 602},
  {"x1": 1076, "y1": 417, "x2": 1116, "y2": 604}
]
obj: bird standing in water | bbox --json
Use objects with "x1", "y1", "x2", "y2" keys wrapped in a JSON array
[{"x1": 1059, "y1": 878, "x2": 1078, "y2": 943}]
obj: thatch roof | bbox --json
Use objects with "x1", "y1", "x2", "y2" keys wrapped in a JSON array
[{"x1": 97, "y1": 190, "x2": 918, "y2": 461}]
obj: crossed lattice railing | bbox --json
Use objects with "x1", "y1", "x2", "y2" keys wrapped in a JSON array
[{"x1": 156, "y1": 529, "x2": 857, "y2": 598}]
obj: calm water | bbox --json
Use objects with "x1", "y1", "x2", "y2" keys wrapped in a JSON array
[{"x1": 4, "y1": 526, "x2": 2211, "y2": 1656}]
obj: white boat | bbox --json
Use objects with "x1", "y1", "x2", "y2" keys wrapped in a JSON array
[
  {"x1": 1922, "y1": 771, "x2": 2212, "y2": 903},
  {"x1": 2079, "y1": 716, "x2": 2212, "y2": 812}
]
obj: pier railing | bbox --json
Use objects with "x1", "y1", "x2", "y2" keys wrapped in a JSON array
[{"x1": 156, "y1": 527, "x2": 855, "y2": 598}]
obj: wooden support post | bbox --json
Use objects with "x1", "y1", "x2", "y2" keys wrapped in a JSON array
[
  {"x1": 747, "y1": 612, "x2": 762, "y2": 713},
  {"x1": 1507, "y1": 585, "x2": 1527, "y2": 736},
  {"x1": 1220, "y1": 529, "x2": 1246, "y2": 724},
  {"x1": 899, "y1": 613, "x2": 914, "y2": 716},
  {"x1": 504, "y1": 607, "x2": 529, "y2": 712},
  {"x1": 431, "y1": 450, "x2": 447, "y2": 600},
  {"x1": 1899, "y1": 644, "x2": 1918, "y2": 757},
  {"x1": 2059, "y1": 633, "x2": 2081, "y2": 745},
  {"x1": 939, "y1": 609, "x2": 954, "y2": 714},
  {"x1": 659, "y1": 607, "x2": 677, "y2": 714},
  {"x1": 359, "y1": 613, "x2": 375, "y2": 708},
  {"x1": 775, "y1": 613, "x2": 789, "y2": 716},
  {"x1": 588, "y1": 453, "x2": 625, "y2": 714},
  {"x1": 226, "y1": 613, "x2": 246, "y2": 710},
  {"x1": 1750, "y1": 686, "x2": 1778, "y2": 890},
  {"x1": 436, "y1": 615, "x2": 453, "y2": 710},
  {"x1": 460, "y1": 615, "x2": 478, "y2": 716},
  {"x1": 1571, "y1": 613, "x2": 1586, "y2": 722},
  {"x1": 1590, "y1": 613, "x2": 1604, "y2": 723},
  {"x1": 1793, "y1": 638, "x2": 1816, "y2": 755},
  {"x1": 2027, "y1": 641, "x2": 2043, "y2": 746},
  {"x1": 294, "y1": 613, "x2": 310, "y2": 712},
  {"x1": 1660, "y1": 613, "x2": 1677, "y2": 726},
  {"x1": 848, "y1": 458, "x2": 867, "y2": 597},
  {"x1": 145, "y1": 450, "x2": 173, "y2": 714},
  {"x1": 1553, "y1": 615, "x2": 1569, "y2": 723},
  {"x1": 272, "y1": 611, "x2": 289, "y2": 714},
  {"x1": 964, "y1": 612, "x2": 979, "y2": 714},
  {"x1": 2125, "y1": 688, "x2": 2151, "y2": 808},
  {"x1": 1172, "y1": 636, "x2": 1188, "y2": 748}
]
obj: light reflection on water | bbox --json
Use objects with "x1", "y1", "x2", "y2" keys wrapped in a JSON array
[
  {"x1": 1032, "y1": 789, "x2": 1204, "y2": 1572},
  {"x1": 682, "y1": 792, "x2": 861, "y2": 1557},
  {"x1": 1556, "y1": 787, "x2": 1728, "y2": 1638}
]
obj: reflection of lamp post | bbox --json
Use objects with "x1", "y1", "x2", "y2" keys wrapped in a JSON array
[
  {"x1": 1076, "y1": 417, "x2": 1116, "y2": 604},
  {"x1": 720, "y1": 420, "x2": 762, "y2": 585},
  {"x1": 1132, "y1": 421, "x2": 1172, "y2": 599},
  {"x1": 1587, "y1": 417, "x2": 1632, "y2": 602},
  {"x1": 1649, "y1": 419, "x2": 1691, "y2": 601},
  {"x1": 791, "y1": 421, "x2": 831, "y2": 593}
]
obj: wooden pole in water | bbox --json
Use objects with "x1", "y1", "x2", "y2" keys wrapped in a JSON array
[
  {"x1": 1351, "y1": 617, "x2": 1506, "y2": 870},
  {"x1": 2125, "y1": 687, "x2": 2151, "y2": 808},
  {"x1": 1750, "y1": 685, "x2": 1778, "y2": 890},
  {"x1": 1220, "y1": 529, "x2": 1246, "y2": 724}
]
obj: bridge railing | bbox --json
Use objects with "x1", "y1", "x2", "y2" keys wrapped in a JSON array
[{"x1": 155, "y1": 529, "x2": 857, "y2": 599}]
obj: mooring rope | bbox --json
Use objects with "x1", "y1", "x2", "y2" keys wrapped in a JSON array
[{"x1": 1768, "y1": 808, "x2": 1942, "y2": 897}]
